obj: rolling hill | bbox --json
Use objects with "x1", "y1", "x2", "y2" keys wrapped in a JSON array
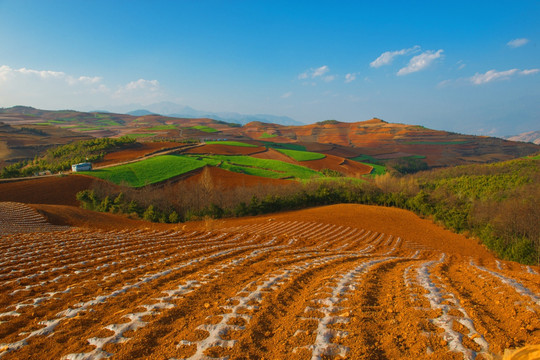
[
  {"x1": 506, "y1": 130, "x2": 540, "y2": 145},
  {"x1": 1, "y1": 106, "x2": 538, "y2": 169}
]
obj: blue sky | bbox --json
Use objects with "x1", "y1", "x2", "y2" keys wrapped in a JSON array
[{"x1": 0, "y1": 0, "x2": 538, "y2": 136}]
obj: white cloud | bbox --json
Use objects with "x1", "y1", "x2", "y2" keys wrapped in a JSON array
[
  {"x1": 370, "y1": 45, "x2": 420, "y2": 68},
  {"x1": 437, "y1": 79, "x2": 453, "y2": 88},
  {"x1": 323, "y1": 75, "x2": 335, "y2": 82},
  {"x1": 397, "y1": 49, "x2": 443, "y2": 76},
  {"x1": 520, "y1": 69, "x2": 539, "y2": 75},
  {"x1": 298, "y1": 65, "x2": 330, "y2": 80},
  {"x1": 0, "y1": 65, "x2": 104, "y2": 87},
  {"x1": 17, "y1": 67, "x2": 65, "y2": 79},
  {"x1": 124, "y1": 79, "x2": 159, "y2": 91},
  {"x1": 312, "y1": 65, "x2": 329, "y2": 78},
  {"x1": 507, "y1": 38, "x2": 529, "y2": 48},
  {"x1": 344, "y1": 73, "x2": 357, "y2": 83},
  {"x1": 0, "y1": 64, "x2": 164, "y2": 108},
  {"x1": 470, "y1": 68, "x2": 539, "y2": 84},
  {"x1": 112, "y1": 79, "x2": 161, "y2": 103},
  {"x1": 281, "y1": 91, "x2": 292, "y2": 98}
]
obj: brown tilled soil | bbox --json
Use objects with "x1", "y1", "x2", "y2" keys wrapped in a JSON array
[
  {"x1": 95, "y1": 141, "x2": 184, "y2": 166},
  {"x1": 0, "y1": 175, "x2": 108, "y2": 206},
  {"x1": 0, "y1": 202, "x2": 539, "y2": 360},
  {"x1": 184, "y1": 144, "x2": 266, "y2": 156},
  {"x1": 181, "y1": 166, "x2": 292, "y2": 189}
]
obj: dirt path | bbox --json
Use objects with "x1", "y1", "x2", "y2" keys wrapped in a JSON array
[{"x1": 0, "y1": 202, "x2": 538, "y2": 359}]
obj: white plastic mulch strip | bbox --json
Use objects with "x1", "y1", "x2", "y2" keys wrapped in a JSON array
[
  {"x1": 470, "y1": 260, "x2": 540, "y2": 306},
  {"x1": 63, "y1": 238, "x2": 278, "y2": 360},
  {"x1": 295, "y1": 257, "x2": 393, "y2": 360},
  {"x1": 414, "y1": 254, "x2": 489, "y2": 359},
  {"x1": 171, "y1": 254, "x2": 348, "y2": 360}
]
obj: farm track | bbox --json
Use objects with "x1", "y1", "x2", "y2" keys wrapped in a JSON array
[{"x1": 0, "y1": 203, "x2": 539, "y2": 359}]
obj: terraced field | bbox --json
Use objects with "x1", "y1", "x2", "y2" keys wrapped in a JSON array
[{"x1": 0, "y1": 202, "x2": 539, "y2": 359}]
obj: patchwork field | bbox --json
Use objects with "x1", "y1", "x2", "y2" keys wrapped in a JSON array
[{"x1": 0, "y1": 202, "x2": 539, "y2": 359}]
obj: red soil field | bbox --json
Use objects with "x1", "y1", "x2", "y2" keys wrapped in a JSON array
[
  {"x1": 0, "y1": 202, "x2": 539, "y2": 359},
  {"x1": 0, "y1": 175, "x2": 109, "y2": 206},
  {"x1": 183, "y1": 144, "x2": 266, "y2": 156},
  {"x1": 95, "y1": 141, "x2": 184, "y2": 167},
  {"x1": 182, "y1": 166, "x2": 291, "y2": 189}
]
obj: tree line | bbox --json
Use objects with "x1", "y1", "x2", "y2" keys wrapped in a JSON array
[
  {"x1": 76, "y1": 157, "x2": 539, "y2": 265},
  {"x1": 1, "y1": 137, "x2": 136, "y2": 178}
]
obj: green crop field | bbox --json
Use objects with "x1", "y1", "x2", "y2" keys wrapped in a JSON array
[
  {"x1": 189, "y1": 125, "x2": 218, "y2": 133},
  {"x1": 365, "y1": 163, "x2": 386, "y2": 176},
  {"x1": 96, "y1": 119, "x2": 123, "y2": 127},
  {"x1": 261, "y1": 142, "x2": 306, "y2": 151},
  {"x1": 80, "y1": 155, "x2": 206, "y2": 187},
  {"x1": 146, "y1": 124, "x2": 178, "y2": 130},
  {"x1": 350, "y1": 154, "x2": 379, "y2": 163},
  {"x1": 276, "y1": 148, "x2": 325, "y2": 161},
  {"x1": 205, "y1": 141, "x2": 258, "y2": 147},
  {"x1": 260, "y1": 133, "x2": 277, "y2": 139},
  {"x1": 189, "y1": 154, "x2": 321, "y2": 179},
  {"x1": 126, "y1": 133, "x2": 157, "y2": 138}
]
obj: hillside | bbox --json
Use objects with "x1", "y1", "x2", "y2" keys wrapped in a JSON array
[
  {"x1": 0, "y1": 202, "x2": 538, "y2": 359},
  {"x1": 506, "y1": 130, "x2": 540, "y2": 145},
  {"x1": 0, "y1": 121, "x2": 90, "y2": 167},
  {"x1": 1, "y1": 107, "x2": 539, "y2": 169}
]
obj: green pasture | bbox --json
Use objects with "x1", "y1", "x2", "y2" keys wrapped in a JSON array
[
  {"x1": 276, "y1": 148, "x2": 326, "y2": 161},
  {"x1": 126, "y1": 133, "x2": 157, "y2": 138},
  {"x1": 80, "y1": 155, "x2": 206, "y2": 187},
  {"x1": 260, "y1": 133, "x2": 277, "y2": 139},
  {"x1": 261, "y1": 142, "x2": 306, "y2": 151},
  {"x1": 189, "y1": 154, "x2": 321, "y2": 179},
  {"x1": 189, "y1": 125, "x2": 218, "y2": 133},
  {"x1": 146, "y1": 124, "x2": 178, "y2": 130}
]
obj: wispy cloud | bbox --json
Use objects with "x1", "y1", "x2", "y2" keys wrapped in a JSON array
[
  {"x1": 0, "y1": 65, "x2": 102, "y2": 85},
  {"x1": 507, "y1": 38, "x2": 529, "y2": 48},
  {"x1": 0, "y1": 64, "x2": 165, "y2": 108},
  {"x1": 520, "y1": 69, "x2": 539, "y2": 76},
  {"x1": 281, "y1": 91, "x2": 292, "y2": 98},
  {"x1": 312, "y1": 65, "x2": 329, "y2": 78},
  {"x1": 470, "y1": 68, "x2": 539, "y2": 84},
  {"x1": 123, "y1": 79, "x2": 159, "y2": 91},
  {"x1": 370, "y1": 45, "x2": 420, "y2": 68},
  {"x1": 323, "y1": 75, "x2": 335, "y2": 82},
  {"x1": 344, "y1": 73, "x2": 357, "y2": 83},
  {"x1": 298, "y1": 65, "x2": 330, "y2": 79},
  {"x1": 113, "y1": 79, "x2": 161, "y2": 103},
  {"x1": 397, "y1": 49, "x2": 443, "y2": 76}
]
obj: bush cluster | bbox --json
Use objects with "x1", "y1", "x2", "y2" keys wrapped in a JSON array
[
  {"x1": 76, "y1": 157, "x2": 540, "y2": 265},
  {"x1": 1, "y1": 137, "x2": 136, "y2": 178}
]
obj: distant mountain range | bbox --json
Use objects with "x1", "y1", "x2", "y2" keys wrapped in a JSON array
[
  {"x1": 121, "y1": 101, "x2": 304, "y2": 126},
  {"x1": 505, "y1": 130, "x2": 540, "y2": 145}
]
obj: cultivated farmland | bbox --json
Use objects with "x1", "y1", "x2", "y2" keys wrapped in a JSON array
[{"x1": 0, "y1": 202, "x2": 538, "y2": 359}]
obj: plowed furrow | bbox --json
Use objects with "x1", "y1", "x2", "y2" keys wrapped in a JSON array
[
  {"x1": 0, "y1": 232, "x2": 273, "y2": 359},
  {"x1": 429, "y1": 260, "x2": 540, "y2": 354},
  {"x1": 61, "y1": 245, "x2": 279, "y2": 360},
  {"x1": 407, "y1": 255, "x2": 490, "y2": 359},
  {"x1": 162, "y1": 254, "x2": 352, "y2": 360},
  {"x1": 0, "y1": 232, "x2": 249, "y2": 312}
]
